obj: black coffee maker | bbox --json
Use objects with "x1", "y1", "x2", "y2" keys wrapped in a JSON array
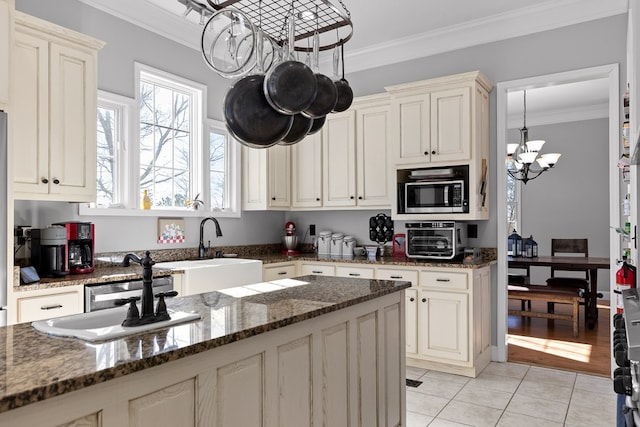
[{"x1": 31, "y1": 226, "x2": 69, "y2": 277}]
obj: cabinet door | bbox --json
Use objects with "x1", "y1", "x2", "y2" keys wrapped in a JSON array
[
  {"x1": 323, "y1": 110, "x2": 356, "y2": 207},
  {"x1": 268, "y1": 144, "x2": 291, "y2": 208},
  {"x1": 299, "y1": 263, "x2": 335, "y2": 276},
  {"x1": 242, "y1": 146, "x2": 267, "y2": 210},
  {"x1": 405, "y1": 288, "x2": 418, "y2": 354},
  {"x1": 430, "y1": 87, "x2": 471, "y2": 162},
  {"x1": 0, "y1": 0, "x2": 10, "y2": 106},
  {"x1": 263, "y1": 262, "x2": 297, "y2": 281},
  {"x1": 17, "y1": 289, "x2": 82, "y2": 323},
  {"x1": 473, "y1": 267, "x2": 492, "y2": 358},
  {"x1": 356, "y1": 103, "x2": 391, "y2": 207},
  {"x1": 11, "y1": 30, "x2": 49, "y2": 195},
  {"x1": 393, "y1": 93, "x2": 430, "y2": 163},
  {"x1": 335, "y1": 265, "x2": 375, "y2": 279},
  {"x1": 48, "y1": 43, "x2": 97, "y2": 200},
  {"x1": 417, "y1": 289, "x2": 468, "y2": 362},
  {"x1": 291, "y1": 132, "x2": 322, "y2": 208}
]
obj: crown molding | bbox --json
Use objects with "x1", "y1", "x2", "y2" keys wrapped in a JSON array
[{"x1": 77, "y1": 0, "x2": 628, "y2": 73}]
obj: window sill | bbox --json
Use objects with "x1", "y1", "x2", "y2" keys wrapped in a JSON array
[{"x1": 77, "y1": 204, "x2": 241, "y2": 218}]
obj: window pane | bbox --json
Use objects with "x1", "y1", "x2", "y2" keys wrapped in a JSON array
[
  {"x1": 209, "y1": 129, "x2": 226, "y2": 210},
  {"x1": 96, "y1": 105, "x2": 117, "y2": 206},
  {"x1": 139, "y1": 73, "x2": 195, "y2": 209},
  {"x1": 140, "y1": 82, "x2": 154, "y2": 125}
]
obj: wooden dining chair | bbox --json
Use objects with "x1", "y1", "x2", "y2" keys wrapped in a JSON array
[{"x1": 546, "y1": 238, "x2": 590, "y2": 312}]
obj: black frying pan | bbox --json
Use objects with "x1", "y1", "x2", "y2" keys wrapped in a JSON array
[
  {"x1": 302, "y1": 31, "x2": 338, "y2": 119},
  {"x1": 263, "y1": 15, "x2": 317, "y2": 115},
  {"x1": 307, "y1": 116, "x2": 326, "y2": 135},
  {"x1": 224, "y1": 74, "x2": 293, "y2": 148},
  {"x1": 333, "y1": 44, "x2": 353, "y2": 112},
  {"x1": 279, "y1": 113, "x2": 313, "y2": 145}
]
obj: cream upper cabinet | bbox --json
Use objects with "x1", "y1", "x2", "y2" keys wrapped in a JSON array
[
  {"x1": 322, "y1": 94, "x2": 392, "y2": 209},
  {"x1": 291, "y1": 132, "x2": 322, "y2": 208},
  {"x1": 355, "y1": 96, "x2": 392, "y2": 207},
  {"x1": 387, "y1": 71, "x2": 489, "y2": 167},
  {"x1": 267, "y1": 144, "x2": 291, "y2": 209},
  {"x1": 10, "y1": 12, "x2": 104, "y2": 202},
  {"x1": 323, "y1": 110, "x2": 356, "y2": 207},
  {"x1": 0, "y1": 0, "x2": 12, "y2": 108},
  {"x1": 242, "y1": 146, "x2": 268, "y2": 210}
]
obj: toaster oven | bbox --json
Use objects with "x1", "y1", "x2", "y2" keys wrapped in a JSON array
[{"x1": 405, "y1": 221, "x2": 467, "y2": 260}]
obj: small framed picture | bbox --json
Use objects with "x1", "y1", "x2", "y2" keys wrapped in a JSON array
[{"x1": 157, "y1": 218, "x2": 186, "y2": 244}]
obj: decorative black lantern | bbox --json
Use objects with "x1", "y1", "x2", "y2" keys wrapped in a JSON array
[
  {"x1": 508, "y1": 230, "x2": 523, "y2": 257},
  {"x1": 524, "y1": 235, "x2": 538, "y2": 258}
]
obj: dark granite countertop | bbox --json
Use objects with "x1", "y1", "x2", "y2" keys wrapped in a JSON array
[{"x1": 0, "y1": 275, "x2": 410, "y2": 413}]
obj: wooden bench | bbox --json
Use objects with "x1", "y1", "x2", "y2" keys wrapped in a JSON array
[{"x1": 508, "y1": 285, "x2": 581, "y2": 337}]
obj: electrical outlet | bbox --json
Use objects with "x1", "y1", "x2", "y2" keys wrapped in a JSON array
[{"x1": 310, "y1": 224, "x2": 316, "y2": 236}]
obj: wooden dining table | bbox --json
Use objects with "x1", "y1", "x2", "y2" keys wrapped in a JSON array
[{"x1": 508, "y1": 256, "x2": 611, "y2": 329}]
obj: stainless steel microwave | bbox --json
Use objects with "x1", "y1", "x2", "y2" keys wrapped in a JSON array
[{"x1": 401, "y1": 179, "x2": 469, "y2": 214}]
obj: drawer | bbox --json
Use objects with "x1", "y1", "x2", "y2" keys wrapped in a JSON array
[
  {"x1": 300, "y1": 263, "x2": 335, "y2": 276},
  {"x1": 335, "y1": 266, "x2": 375, "y2": 279},
  {"x1": 375, "y1": 268, "x2": 418, "y2": 286},
  {"x1": 420, "y1": 270, "x2": 468, "y2": 291},
  {"x1": 263, "y1": 263, "x2": 297, "y2": 281},
  {"x1": 18, "y1": 291, "x2": 82, "y2": 323}
]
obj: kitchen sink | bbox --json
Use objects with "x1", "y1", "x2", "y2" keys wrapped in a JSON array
[
  {"x1": 32, "y1": 306, "x2": 201, "y2": 342},
  {"x1": 155, "y1": 258, "x2": 263, "y2": 296}
]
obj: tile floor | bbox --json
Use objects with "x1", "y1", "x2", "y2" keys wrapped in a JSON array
[{"x1": 405, "y1": 362, "x2": 616, "y2": 426}]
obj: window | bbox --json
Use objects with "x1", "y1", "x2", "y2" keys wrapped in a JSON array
[
  {"x1": 506, "y1": 162, "x2": 521, "y2": 234},
  {"x1": 83, "y1": 64, "x2": 241, "y2": 217},
  {"x1": 95, "y1": 91, "x2": 135, "y2": 208}
]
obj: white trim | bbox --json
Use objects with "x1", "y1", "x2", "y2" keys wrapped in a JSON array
[
  {"x1": 495, "y1": 63, "x2": 619, "y2": 363},
  {"x1": 77, "y1": 0, "x2": 628, "y2": 73},
  {"x1": 204, "y1": 118, "x2": 241, "y2": 218},
  {"x1": 507, "y1": 102, "x2": 610, "y2": 128}
]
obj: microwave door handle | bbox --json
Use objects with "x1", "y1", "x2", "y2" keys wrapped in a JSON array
[{"x1": 443, "y1": 186, "x2": 449, "y2": 206}]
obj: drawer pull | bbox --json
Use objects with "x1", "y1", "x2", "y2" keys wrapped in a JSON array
[
  {"x1": 277, "y1": 271, "x2": 287, "y2": 275},
  {"x1": 349, "y1": 273, "x2": 361, "y2": 277},
  {"x1": 312, "y1": 270, "x2": 323, "y2": 274},
  {"x1": 390, "y1": 275, "x2": 403, "y2": 279},
  {"x1": 41, "y1": 304, "x2": 63, "y2": 310},
  {"x1": 436, "y1": 278, "x2": 451, "y2": 282}
]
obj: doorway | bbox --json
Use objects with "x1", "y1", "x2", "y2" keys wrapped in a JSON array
[{"x1": 494, "y1": 64, "x2": 620, "y2": 375}]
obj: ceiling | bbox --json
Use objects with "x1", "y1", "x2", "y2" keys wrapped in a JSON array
[{"x1": 77, "y1": 0, "x2": 626, "y2": 124}]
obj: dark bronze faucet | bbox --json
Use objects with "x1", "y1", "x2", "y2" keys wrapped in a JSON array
[
  {"x1": 119, "y1": 251, "x2": 177, "y2": 326},
  {"x1": 198, "y1": 217, "x2": 223, "y2": 259}
]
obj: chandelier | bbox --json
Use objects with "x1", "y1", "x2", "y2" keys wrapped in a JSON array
[{"x1": 507, "y1": 90, "x2": 561, "y2": 184}]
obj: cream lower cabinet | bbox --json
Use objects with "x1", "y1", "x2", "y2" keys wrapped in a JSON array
[
  {"x1": 11, "y1": 12, "x2": 104, "y2": 201},
  {"x1": 12, "y1": 285, "x2": 84, "y2": 324},
  {"x1": 262, "y1": 261, "x2": 298, "y2": 281},
  {"x1": 406, "y1": 266, "x2": 491, "y2": 377},
  {"x1": 0, "y1": 293, "x2": 405, "y2": 427},
  {"x1": 299, "y1": 262, "x2": 335, "y2": 276}
]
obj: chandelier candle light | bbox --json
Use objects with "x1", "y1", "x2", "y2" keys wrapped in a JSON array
[{"x1": 507, "y1": 90, "x2": 561, "y2": 184}]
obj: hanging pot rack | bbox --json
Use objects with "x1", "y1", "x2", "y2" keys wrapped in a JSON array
[{"x1": 205, "y1": 0, "x2": 353, "y2": 52}]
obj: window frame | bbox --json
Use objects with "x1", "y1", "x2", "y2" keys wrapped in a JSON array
[{"x1": 80, "y1": 64, "x2": 241, "y2": 217}]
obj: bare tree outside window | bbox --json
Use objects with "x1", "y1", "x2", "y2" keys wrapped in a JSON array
[
  {"x1": 96, "y1": 105, "x2": 118, "y2": 206},
  {"x1": 210, "y1": 131, "x2": 226, "y2": 210},
  {"x1": 139, "y1": 80, "x2": 191, "y2": 208}
]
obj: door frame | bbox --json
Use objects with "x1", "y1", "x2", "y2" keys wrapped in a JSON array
[{"x1": 494, "y1": 63, "x2": 620, "y2": 362}]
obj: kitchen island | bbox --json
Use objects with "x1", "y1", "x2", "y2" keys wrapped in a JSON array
[{"x1": 0, "y1": 275, "x2": 409, "y2": 426}]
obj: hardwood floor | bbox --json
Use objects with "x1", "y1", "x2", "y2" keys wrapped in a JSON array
[{"x1": 507, "y1": 299, "x2": 611, "y2": 377}]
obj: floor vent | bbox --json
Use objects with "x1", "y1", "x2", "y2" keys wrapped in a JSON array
[{"x1": 405, "y1": 379, "x2": 423, "y2": 388}]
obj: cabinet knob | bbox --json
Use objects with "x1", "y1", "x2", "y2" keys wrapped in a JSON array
[
  {"x1": 409, "y1": 297, "x2": 415, "y2": 302},
  {"x1": 316, "y1": 198, "x2": 320, "y2": 201},
  {"x1": 271, "y1": 197, "x2": 276, "y2": 201},
  {"x1": 358, "y1": 196, "x2": 363, "y2": 200},
  {"x1": 424, "y1": 151, "x2": 428, "y2": 156},
  {"x1": 421, "y1": 298, "x2": 427, "y2": 303},
  {"x1": 41, "y1": 178, "x2": 48, "y2": 184},
  {"x1": 52, "y1": 178, "x2": 60, "y2": 185},
  {"x1": 350, "y1": 196, "x2": 354, "y2": 199},
  {"x1": 431, "y1": 150, "x2": 436, "y2": 155}
]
